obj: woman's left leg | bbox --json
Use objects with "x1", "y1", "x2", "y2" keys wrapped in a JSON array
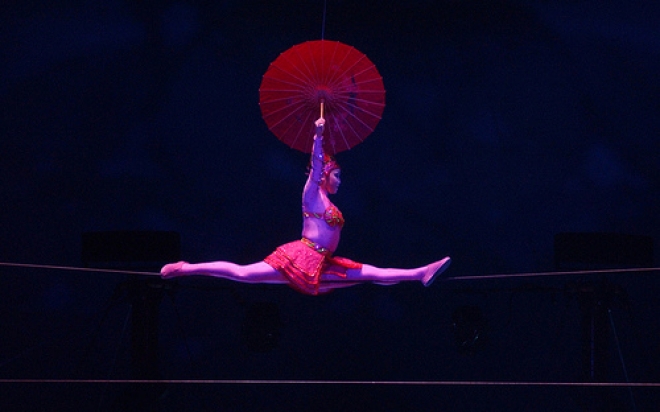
[{"x1": 339, "y1": 257, "x2": 451, "y2": 287}]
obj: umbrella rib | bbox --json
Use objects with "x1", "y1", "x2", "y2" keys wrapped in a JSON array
[
  {"x1": 331, "y1": 90, "x2": 386, "y2": 109},
  {"x1": 286, "y1": 105, "x2": 317, "y2": 152},
  {"x1": 308, "y1": 41, "x2": 322, "y2": 90},
  {"x1": 292, "y1": 43, "x2": 320, "y2": 84},
  {"x1": 262, "y1": 100, "x2": 307, "y2": 129},
  {"x1": 262, "y1": 100, "x2": 316, "y2": 152},
  {"x1": 330, "y1": 71, "x2": 385, "y2": 113},
  {"x1": 327, "y1": 47, "x2": 384, "y2": 151},
  {"x1": 266, "y1": 43, "x2": 320, "y2": 93},
  {"x1": 336, "y1": 79, "x2": 383, "y2": 91},
  {"x1": 260, "y1": 76, "x2": 311, "y2": 91},
  {"x1": 346, "y1": 64, "x2": 381, "y2": 81},
  {"x1": 322, "y1": 41, "x2": 341, "y2": 86},
  {"x1": 292, "y1": 42, "x2": 319, "y2": 90},
  {"x1": 325, "y1": 44, "x2": 358, "y2": 87},
  {"x1": 326, "y1": 50, "x2": 372, "y2": 88},
  {"x1": 264, "y1": 65, "x2": 313, "y2": 92},
  {"x1": 281, "y1": 117, "x2": 306, "y2": 150},
  {"x1": 330, "y1": 65, "x2": 381, "y2": 93},
  {"x1": 344, "y1": 96, "x2": 386, "y2": 113},
  {"x1": 331, "y1": 109, "x2": 355, "y2": 152},
  {"x1": 259, "y1": 95, "x2": 306, "y2": 106},
  {"x1": 334, "y1": 99, "x2": 380, "y2": 145},
  {"x1": 331, "y1": 72, "x2": 382, "y2": 97},
  {"x1": 338, "y1": 80, "x2": 384, "y2": 97},
  {"x1": 331, "y1": 81, "x2": 385, "y2": 122},
  {"x1": 346, "y1": 100, "x2": 384, "y2": 123}
]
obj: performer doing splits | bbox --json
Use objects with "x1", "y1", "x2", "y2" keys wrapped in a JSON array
[{"x1": 161, "y1": 118, "x2": 451, "y2": 295}]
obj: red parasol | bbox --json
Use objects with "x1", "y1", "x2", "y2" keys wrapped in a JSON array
[{"x1": 259, "y1": 40, "x2": 385, "y2": 154}]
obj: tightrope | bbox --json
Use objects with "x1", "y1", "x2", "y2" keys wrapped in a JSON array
[
  {"x1": 0, "y1": 379, "x2": 658, "y2": 387},
  {"x1": 0, "y1": 262, "x2": 159, "y2": 276},
  {"x1": 444, "y1": 267, "x2": 659, "y2": 281},
  {"x1": 0, "y1": 261, "x2": 658, "y2": 281}
]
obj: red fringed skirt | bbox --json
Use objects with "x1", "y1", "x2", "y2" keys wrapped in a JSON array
[{"x1": 264, "y1": 239, "x2": 362, "y2": 296}]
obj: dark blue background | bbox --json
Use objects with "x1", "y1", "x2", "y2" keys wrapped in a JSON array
[{"x1": 1, "y1": 1, "x2": 658, "y2": 410}]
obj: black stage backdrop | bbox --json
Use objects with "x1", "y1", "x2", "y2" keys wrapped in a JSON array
[{"x1": 1, "y1": 1, "x2": 659, "y2": 411}]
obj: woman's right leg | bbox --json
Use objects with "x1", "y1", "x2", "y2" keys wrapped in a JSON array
[{"x1": 161, "y1": 261, "x2": 288, "y2": 284}]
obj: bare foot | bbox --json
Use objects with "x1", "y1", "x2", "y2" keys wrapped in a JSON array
[
  {"x1": 421, "y1": 257, "x2": 451, "y2": 287},
  {"x1": 161, "y1": 261, "x2": 188, "y2": 278}
]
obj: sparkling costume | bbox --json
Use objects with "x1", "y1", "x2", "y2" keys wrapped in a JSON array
[
  {"x1": 302, "y1": 204, "x2": 345, "y2": 228},
  {"x1": 264, "y1": 204, "x2": 362, "y2": 296}
]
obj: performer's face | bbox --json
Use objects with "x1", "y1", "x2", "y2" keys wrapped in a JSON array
[{"x1": 323, "y1": 169, "x2": 341, "y2": 194}]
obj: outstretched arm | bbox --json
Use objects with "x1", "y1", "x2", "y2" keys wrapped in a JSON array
[{"x1": 303, "y1": 118, "x2": 325, "y2": 205}]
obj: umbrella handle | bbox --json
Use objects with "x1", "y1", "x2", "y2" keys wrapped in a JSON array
[{"x1": 320, "y1": 100, "x2": 324, "y2": 119}]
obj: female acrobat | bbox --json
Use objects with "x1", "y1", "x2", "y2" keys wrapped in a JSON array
[{"x1": 161, "y1": 118, "x2": 450, "y2": 295}]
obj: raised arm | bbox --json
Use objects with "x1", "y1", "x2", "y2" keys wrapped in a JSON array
[{"x1": 303, "y1": 118, "x2": 325, "y2": 206}]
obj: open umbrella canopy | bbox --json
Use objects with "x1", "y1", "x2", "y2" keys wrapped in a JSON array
[{"x1": 259, "y1": 40, "x2": 386, "y2": 154}]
